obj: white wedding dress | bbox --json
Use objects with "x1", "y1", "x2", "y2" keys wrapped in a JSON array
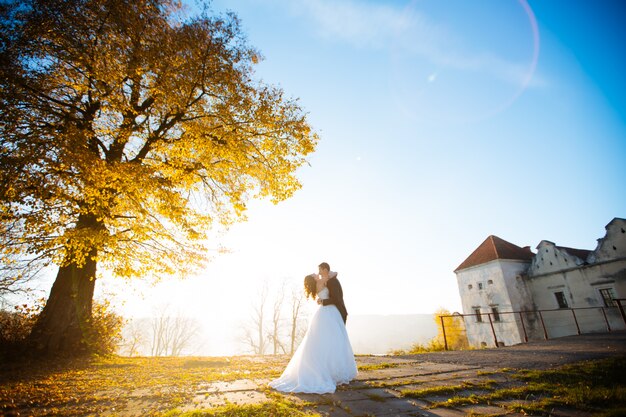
[{"x1": 269, "y1": 287, "x2": 358, "y2": 394}]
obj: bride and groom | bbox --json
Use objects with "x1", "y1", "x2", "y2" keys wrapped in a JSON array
[{"x1": 269, "y1": 262, "x2": 358, "y2": 394}]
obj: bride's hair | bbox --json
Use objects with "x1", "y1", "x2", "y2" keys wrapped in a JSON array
[{"x1": 304, "y1": 274, "x2": 317, "y2": 299}]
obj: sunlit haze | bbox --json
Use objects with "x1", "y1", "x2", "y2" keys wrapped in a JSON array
[{"x1": 27, "y1": 0, "x2": 626, "y2": 355}]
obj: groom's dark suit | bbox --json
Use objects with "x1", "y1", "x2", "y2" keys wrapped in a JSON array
[{"x1": 321, "y1": 276, "x2": 348, "y2": 324}]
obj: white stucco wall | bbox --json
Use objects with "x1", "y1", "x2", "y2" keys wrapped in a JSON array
[
  {"x1": 529, "y1": 240, "x2": 587, "y2": 276},
  {"x1": 526, "y1": 259, "x2": 626, "y2": 337},
  {"x1": 589, "y1": 218, "x2": 626, "y2": 263},
  {"x1": 456, "y1": 259, "x2": 532, "y2": 348}
]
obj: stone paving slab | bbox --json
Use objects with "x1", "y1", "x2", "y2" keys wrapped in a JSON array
[
  {"x1": 365, "y1": 370, "x2": 487, "y2": 388},
  {"x1": 355, "y1": 356, "x2": 421, "y2": 365},
  {"x1": 356, "y1": 362, "x2": 481, "y2": 381},
  {"x1": 548, "y1": 407, "x2": 594, "y2": 417},
  {"x1": 339, "y1": 397, "x2": 423, "y2": 416},
  {"x1": 321, "y1": 389, "x2": 374, "y2": 403},
  {"x1": 458, "y1": 404, "x2": 511, "y2": 415},
  {"x1": 184, "y1": 390, "x2": 271, "y2": 409},
  {"x1": 198, "y1": 378, "x2": 261, "y2": 393},
  {"x1": 360, "y1": 387, "x2": 400, "y2": 400},
  {"x1": 414, "y1": 408, "x2": 470, "y2": 417},
  {"x1": 493, "y1": 398, "x2": 594, "y2": 417},
  {"x1": 101, "y1": 397, "x2": 158, "y2": 417},
  {"x1": 174, "y1": 333, "x2": 626, "y2": 416},
  {"x1": 303, "y1": 404, "x2": 353, "y2": 417}
]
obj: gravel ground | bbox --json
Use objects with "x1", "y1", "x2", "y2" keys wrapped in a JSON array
[{"x1": 396, "y1": 331, "x2": 626, "y2": 369}]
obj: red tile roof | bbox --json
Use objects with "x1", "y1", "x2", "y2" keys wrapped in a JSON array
[{"x1": 455, "y1": 235, "x2": 534, "y2": 272}]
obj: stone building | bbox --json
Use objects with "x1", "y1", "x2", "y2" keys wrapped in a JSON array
[{"x1": 454, "y1": 217, "x2": 626, "y2": 348}]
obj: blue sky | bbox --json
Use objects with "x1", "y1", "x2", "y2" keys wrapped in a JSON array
[{"x1": 95, "y1": 0, "x2": 626, "y2": 343}]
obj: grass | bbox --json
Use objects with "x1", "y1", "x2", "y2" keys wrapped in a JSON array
[
  {"x1": 465, "y1": 412, "x2": 507, "y2": 417},
  {"x1": 357, "y1": 362, "x2": 401, "y2": 371},
  {"x1": 364, "y1": 392, "x2": 388, "y2": 402},
  {"x1": 424, "y1": 357, "x2": 626, "y2": 416},
  {"x1": 160, "y1": 398, "x2": 321, "y2": 417},
  {"x1": 367, "y1": 378, "x2": 424, "y2": 388},
  {"x1": 0, "y1": 355, "x2": 287, "y2": 416},
  {"x1": 2, "y1": 353, "x2": 625, "y2": 417},
  {"x1": 400, "y1": 380, "x2": 498, "y2": 399},
  {"x1": 476, "y1": 370, "x2": 496, "y2": 376},
  {"x1": 429, "y1": 384, "x2": 552, "y2": 407}
]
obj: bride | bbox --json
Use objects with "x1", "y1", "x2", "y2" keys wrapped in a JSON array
[{"x1": 269, "y1": 269, "x2": 357, "y2": 394}]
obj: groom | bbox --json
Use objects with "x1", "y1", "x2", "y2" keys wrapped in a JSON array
[{"x1": 317, "y1": 262, "x2": 348, "y2": 324}]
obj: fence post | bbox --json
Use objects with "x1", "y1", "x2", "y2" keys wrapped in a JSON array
[
  {"x1": 451, "y1": 306, "x2": 617, "y2": 349},
  {"x1": 440, "y1": 315, "x2": 448, "y2": 351},
  {"x1": 539, "y1": 311, "x2": 549, "y2": 340},
  {"x1": 616, "y1": 299, "x2": 626, "y2": 327},
  {"x1": 601, "y1": 307, "x2": 611, "y2": 332},
  {"x1": 518, "y1": 312, "x2": 528, "y2": 343},
  {"x1": 487, "y1": 313, "x2": 499, "y2": 347},
  {"x1": 571, "y1": 309, "x2": 581, "y2": 335}
]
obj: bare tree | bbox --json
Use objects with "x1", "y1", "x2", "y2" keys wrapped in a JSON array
[
  {"x1": 149, "y1": 305, "x2": 200, "y2": 356},
  {"x1": 269, "y1": 281, "x2": 286, "y2": 355},
  {"x1": 242, "y1": 279, "x2": 309, "y2": 356},
  {"x1": 151, "y1": 309, "x2": 167, "y2": 357},
  {"x1": 242, "y1": 282, "x2": 269, "y2": 355},
  {"x1": 165, "y1": 316, "x2": 201, "y2": 356},
  {"x1": 119, "y1": 319, "x2": 147, "y2": 357},
  {"x1": 289, "y1": 286, "x2": 308, "y2": 354}
]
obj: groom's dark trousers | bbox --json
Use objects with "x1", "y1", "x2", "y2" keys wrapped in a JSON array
[{"x1": 321, "y1": 276, "x2": 348, "y2": 324}]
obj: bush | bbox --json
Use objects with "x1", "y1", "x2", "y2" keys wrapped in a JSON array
[
  {"x1": 0, "y1": 298, "x2": 125, "y2": 357},
  {"x1": 434, "y1": 308, "x2": 469, "y2": 351},
  {"x1": 0, "y1": 300, "x2": 44, "y2": 345},
  {"x1": 408, "y1": 339, "x2": 448, "y2": 354},
  {"x1": 84, "y1": 299, "x2": 126, "y2": 356},
  {"x1": 390, "y1": 308, "x2": 469, "y2": 355}
]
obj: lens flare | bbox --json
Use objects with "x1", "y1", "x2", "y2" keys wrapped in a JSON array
[{"x1": 390, "y1": 0, "x2": 541, "y2": 124}]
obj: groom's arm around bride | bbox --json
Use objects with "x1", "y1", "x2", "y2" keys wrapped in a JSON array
[{"x1": 320, "y1": 271, "x2": 348, "y2": 324}]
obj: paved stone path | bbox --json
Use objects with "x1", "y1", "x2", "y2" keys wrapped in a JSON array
[
  {"x1": 185, "y1": 358, "x2": 494, "y2": 416},
  {"x1": 181, "y1": 332, "x2": 626, "y2": 417}
]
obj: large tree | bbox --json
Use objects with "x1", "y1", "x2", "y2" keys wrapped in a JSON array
[{"x1": 0, "y1": 0, "x2": 317, "y2": 355}]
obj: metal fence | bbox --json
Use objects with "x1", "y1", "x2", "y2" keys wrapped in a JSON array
[{"x1": 438, "y1": 298, "x2": 626, "y2": 350}]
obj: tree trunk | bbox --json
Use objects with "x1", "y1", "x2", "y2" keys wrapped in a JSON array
[
  {"x1": 28, "y1": 215, "x2": 101, "y2": 356},
  {"x1": 290, "y1": 320, "x2": 297, "y2": 355}
]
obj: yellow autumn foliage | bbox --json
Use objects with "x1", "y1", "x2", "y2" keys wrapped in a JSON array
[
  {"x1": 433, "y1": 308, "x2": 469, "y2": 350},
  {"x1": 0, "y1": 0, "x2": 318, "y2": 282}
]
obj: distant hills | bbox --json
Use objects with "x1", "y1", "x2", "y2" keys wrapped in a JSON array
[
  {"x1": 120, "y1": 313, "x2": 439, "y2": 357},
  {"x1": 347, "y1": 314, "x2": 438, "y2": 355}
]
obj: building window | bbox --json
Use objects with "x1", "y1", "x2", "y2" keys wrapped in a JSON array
[
  {"x1": 478, "y1": 282, "x2": 483, "y2": 290},
  {"x1": 474, "y1": 308, "x2": 482, "y2": 322},
  {"x1": 491, "y1": 306, "x2": 500, "y2": 322},
  {"x1": 487, "y1": 279, "x2": 493, "y2": 285},
  {"x1": 468, "y1": 284, "x2": 473, "y2": 290},
  {"x1": 599, "y1": 288, "x2": 617, "y2": 307},
  {"x1": 554, "y1": 291, "x2": 568, "y2": 309}
]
